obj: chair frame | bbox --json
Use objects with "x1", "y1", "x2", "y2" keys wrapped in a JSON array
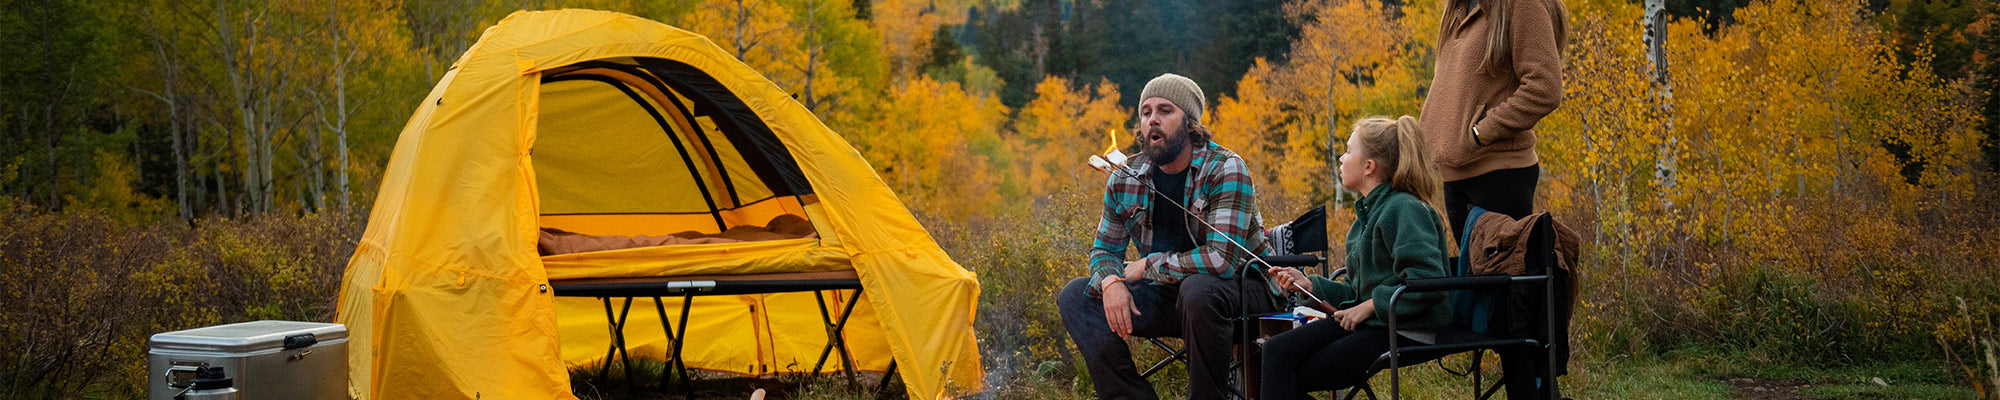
[
  {"x1": 1128, "y1": 253, "x2": 1325, "y2": 398},
  {"x1": 1126, "y1": 206, "x2": 1331, "y2": 399},
  {"x1": 1336, "y1": 216, "x2": 1567, "y2": 400}
]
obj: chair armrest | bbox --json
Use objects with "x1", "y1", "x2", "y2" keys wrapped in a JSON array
[
  {"x1": 1261, "y1": 254, "x2": 1324, "y2": 268},
  {"x1": 1403, "y1": 274, "x2": 1547, "y2": 292}
]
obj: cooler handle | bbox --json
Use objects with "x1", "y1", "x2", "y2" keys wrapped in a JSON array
[{"x1": 283, "y1": 333, "x2": 318, "y2": 349}]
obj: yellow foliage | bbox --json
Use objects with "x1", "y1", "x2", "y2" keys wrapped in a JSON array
[
  {"x1": 684, "y1": 0, "x2": 802, "y2": 81},
  {"x1": 67, "y1": 150, "x2": 169, "y2": 225},
  {"x1": 856, "y1": 76, "x2": 1011, "y2": 220},
  {"x1": 1207, "y1": 0, "x2": 1432, "y2": 203},
  {"x1": 1211, "y1": 59, "x2": 1288, "y2": 193},
  {"x1": 870, "y1": 0, "x2": 973, "y2": 80},
  {"x1": 1015, "y1": 76, "x2": 1125, "y2": 198}
]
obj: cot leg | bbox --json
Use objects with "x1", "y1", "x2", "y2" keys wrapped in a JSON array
[
  {"x1": 653, "y1": 297, "x2": 679, "y2": 390},
  {"x1": 676, "y1": 293, "x2": 695, "y2": 400},
  {"x1": 811, "y1": 289, "x2": 866, "y2": 387},
  {"x1": 813, "y1": 291, "x2": 836, "y2": 375},
  {"x1": 834, "y1": 288, "x2": 864, "y2": 384},
  {"x1": 874, "y1": 361, "x2": 899, "y2": 397},
  {"x1": 615, "y1": 297, "x2": 635, "y2": 389},
  {"x1": 596, "y1": 297, "x2": 622, "y2": 382}
]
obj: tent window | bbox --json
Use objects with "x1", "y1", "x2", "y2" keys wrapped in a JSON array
[
  {"x1": 544, "y1": 73, "x2": 729, "y2": 230},
  {"x1": 633, "y1": 57, "x2": 812, "y2": 199},
  {"x1": 531, "y1": 58, "x2": 822, "y2": 251}
]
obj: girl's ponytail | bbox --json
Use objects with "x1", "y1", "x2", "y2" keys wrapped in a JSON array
[{"x1": 1352, "y1": 116, "x2": 1455, "y2": 254}]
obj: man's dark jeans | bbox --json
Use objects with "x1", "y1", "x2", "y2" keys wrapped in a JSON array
[{"x1": 1058, "y1": 274, "x2": 1274, "y2": 400}]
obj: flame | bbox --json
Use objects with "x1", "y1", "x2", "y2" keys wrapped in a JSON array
[
  {"x1": 1088, "y1": 129, "x2": 1129, "y2": 171},
  {"x1": 1103, "y1": 129, "x2": 1121, "y2": 154}
]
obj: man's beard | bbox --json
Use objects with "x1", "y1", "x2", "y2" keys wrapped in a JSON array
[{"x1": 1147, "y1": 126, "x2": 1192, "y2": 167}]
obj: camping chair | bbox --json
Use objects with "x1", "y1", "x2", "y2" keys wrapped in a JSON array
[
  {"x1": 1133, "y1": 255, "x2": 1322, "y2": 396},
  {"x1": 1135, "y1": 207, "x2": 1329, "y2": 398},
  {"x1": 1330, "y1": 210, "x2": 1572, "y2": 400}
]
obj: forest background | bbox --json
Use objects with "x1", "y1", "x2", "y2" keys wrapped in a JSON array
[{"x1": 1, "y1": 0, "x2": 1998, "y2": 398}]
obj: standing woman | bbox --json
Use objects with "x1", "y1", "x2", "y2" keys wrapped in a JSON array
[
  {"x1": 1420, "y1": 0, "x2": 1567, "y2": 395},
  {"x1": 1422, "y1": 0, "x2": 1567, "y2": 230}
]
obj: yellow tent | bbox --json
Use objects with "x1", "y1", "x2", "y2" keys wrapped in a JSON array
[{"x1": 335, "y1": 9, "x2": 983, "y2": 399}]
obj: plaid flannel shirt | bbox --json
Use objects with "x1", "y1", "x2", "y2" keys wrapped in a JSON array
[{"x1": 1086, "y1": 142, "x2": 1274, "y2": 296}]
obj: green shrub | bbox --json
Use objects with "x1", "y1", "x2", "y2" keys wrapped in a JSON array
[{"x1": 0, "y1": 199, "x2": 358, "y2": 398}]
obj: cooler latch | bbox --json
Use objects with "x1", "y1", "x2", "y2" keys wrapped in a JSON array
[
  {"x1": 164, "y1": 361, "x2": 208, "y2": 389},
  {"x1": 284, "y1": 333, "x2": 319, "y2": 362}
]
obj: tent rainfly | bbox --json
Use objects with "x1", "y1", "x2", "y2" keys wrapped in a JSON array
[{"x1": 336, "y1": 9, "x2": 983, "y2": 399}]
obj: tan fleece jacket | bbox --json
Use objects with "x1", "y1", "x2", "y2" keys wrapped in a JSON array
[{"x1": 1418, "y1": 0, "x2": 1565, "y2": 182}]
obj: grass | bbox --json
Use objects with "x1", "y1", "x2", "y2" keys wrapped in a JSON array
[
  {"x1": 567, "y1": 347, "x2": 1976, "y2": 399},
  {"x1": 1800, "y1": 383, "x2": 1977, "y2": 399},
  {"x1": 1673, "y1": 351, "x2": 1980, "y2": 399},
  {"x1": 1386, "y1": 351, "x2": 1974, "y2": 400},
  {"x1": 569, "y1": 358, "x2": 904, "y2": 400},
  {"x1": 1299, "y1": 351, "x2": 1739, "y2": 399}
]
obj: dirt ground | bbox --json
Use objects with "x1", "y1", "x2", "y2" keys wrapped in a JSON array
[{"x1": 1729, "y1": 378, "x2": 1817, "y2": 400}]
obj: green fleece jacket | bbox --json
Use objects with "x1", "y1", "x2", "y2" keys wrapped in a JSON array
[{"x1": 1305, "y1": 185, "x2": 1454, "y2": 330}]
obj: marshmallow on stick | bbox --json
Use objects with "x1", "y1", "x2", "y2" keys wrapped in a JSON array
[{"x1": 1086, "y1": 129, "x2": 1129, "y2": 172}]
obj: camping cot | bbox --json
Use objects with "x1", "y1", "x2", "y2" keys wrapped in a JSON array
[{"x1": 335, "y1": 9, "x2": 983, "y2": 399}]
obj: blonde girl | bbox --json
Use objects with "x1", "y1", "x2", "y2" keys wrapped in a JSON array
[{"x1": 1258, "y1": 116, "x2": 1454, "y2": 399}]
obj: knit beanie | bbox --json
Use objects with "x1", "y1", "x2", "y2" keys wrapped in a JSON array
[{"x1": 1139, "y1": 73, "x2": 1206, "y2": 124}]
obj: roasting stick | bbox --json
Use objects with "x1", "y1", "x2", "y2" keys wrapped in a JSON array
[{"x1": 1089, "y1": 152, "x2": 1338, "y2": 314}]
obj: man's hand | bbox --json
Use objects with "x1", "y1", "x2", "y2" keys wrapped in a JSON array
[
  {"x1": 1122, "y1": 259, "x2": 1148, "y2": 281},
  {"x1": 1101, "y1": 278, "x2": 1141, "y2": 338},
  {"x1": 1333, "y1": 299, "x2": 1375, "y2": 331}
]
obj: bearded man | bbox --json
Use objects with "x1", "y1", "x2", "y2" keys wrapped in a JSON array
[{"x1": 1056, "y1": 73, "x2": 1278, "y2": 400}]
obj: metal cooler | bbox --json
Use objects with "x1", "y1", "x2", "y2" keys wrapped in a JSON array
[{"x1": 148, "y1": 320, "x2": 349, "y2": 400}]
